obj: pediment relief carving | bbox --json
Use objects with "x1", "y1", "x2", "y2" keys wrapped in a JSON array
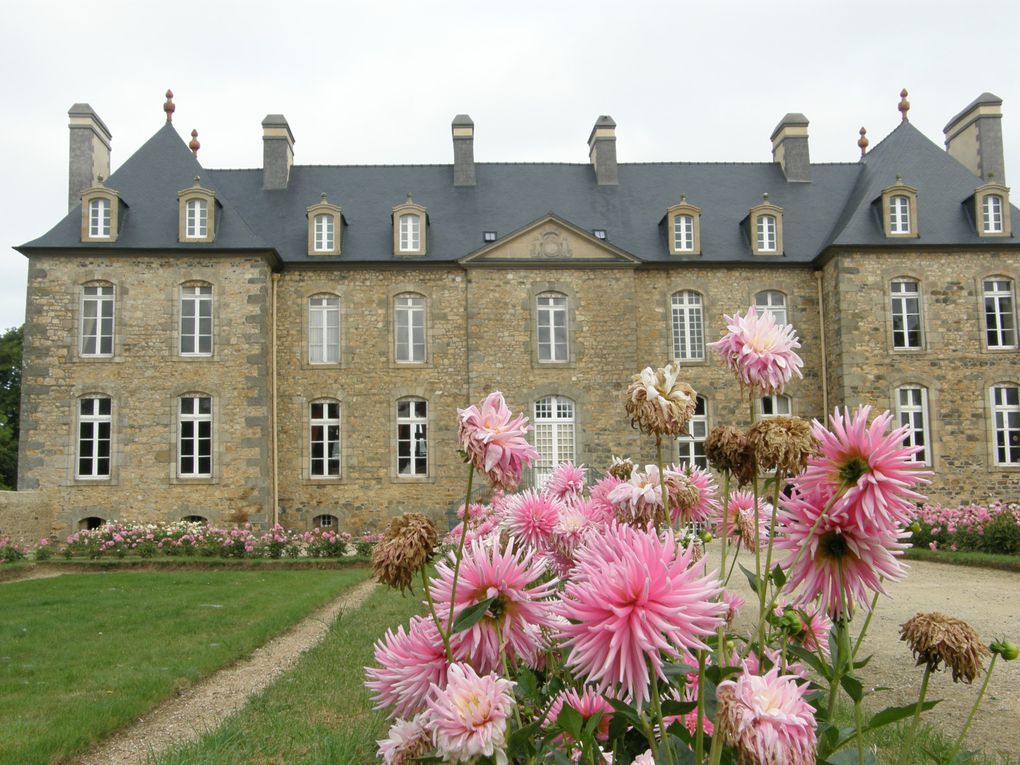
[{"x1": 461, "y1": 217, "x2": 638, "y2": 265}]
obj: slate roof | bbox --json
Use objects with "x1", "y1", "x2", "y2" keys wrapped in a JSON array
[{"x1": 20, "y1": 118, "x2": 1018, "y2": 265}]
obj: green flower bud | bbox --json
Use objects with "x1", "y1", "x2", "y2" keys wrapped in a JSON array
[
  {"x1": 700, "y1": 531, "x2": 713, "y2": 544},
  {"x1": 991, "y1": 638, "x2": 1019, "y2": 661},
  {"x1": 908, "y1": 521, "x2": 922, "y2": 534}
]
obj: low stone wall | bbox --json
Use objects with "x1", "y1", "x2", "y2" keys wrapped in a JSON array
[{"x1": 0, "y1": 491, "x2": 58, "y2": 544}]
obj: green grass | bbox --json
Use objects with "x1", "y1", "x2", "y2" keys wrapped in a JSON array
[
  {"x1": 904, "y1": 547, "x2": 1020, "y2": 573},
  {"x1": 153, "y1": 583, "x2": 423, "y2": 765},
  {"x1": 0, "y1": 568, "x2": 368, "y2": 765}
]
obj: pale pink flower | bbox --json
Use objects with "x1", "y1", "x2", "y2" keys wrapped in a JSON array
[
  {"x1": 545, "y1": 686, "x2": 614, "y2": 741},
  {"x1": 632, "y1": 751, "x2": 655, "y2": 765},
  {"x1": 457, "y1": 391, "x2": 538, "y2": 491},
  {"x1": 546, "y1": 462, "x2": 587, "y2": 504},
  {"x1": 426, "y1": 663, "x2": 515, "y2": 765},
  {"x1": 377, "y1": 714, "x2": 432, "y2": 765},
  {"x1": 366, "y1": 616, "x2": 450, "y2": 719},
  {"x1": 557, "y1": 522, "x2": 725, "y2": 707},
  {"x1": 608, "y1": 465, "x2": 663, "y2": 526},
  {"x1": 716, "y1": 666, "x2": 816, "y2": 765},
  {"x1": 715, "y1": 490, "x2": 769, "y2": 550},
  {"x1": 722, "y1": 589, "x2": 746, "y2": 627},
  {"x1": 503, "y1": 489, "x2": 565, "y2": 550},
  {"x1": 587, "y1": 477, "x2": 623, "y2": 524},
  {"x1": 796, "y1": 607, "x2": 832, "y2": 658},
  {"x1": 708, "y1": 305, "x2": 804, "y2": 394}
]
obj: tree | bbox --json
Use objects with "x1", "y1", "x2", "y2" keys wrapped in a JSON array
[{"x1": 0, "y1": 325, "x2": 23, "y2": 490}]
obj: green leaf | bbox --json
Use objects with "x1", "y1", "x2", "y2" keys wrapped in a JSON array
[
  {"x1": 771, "y1": 564, "x2": 786, "y2": 589},
  {"x1": 660, "y1": 699, "x2": 697, "y2": 717},
  {"x1": 662, "y1": 662, "x2": 699, "y2": 677},
  {"x1": 787, "y1": 644, "x2": 832, "y2": 681},
  {"x1": 704, "y1": 664, "x2": 742, "y2": 685},
  {"x1": 824, "y1": 751, "x2": 876, "y2": 765},
  {"x1": 949, "y1": 751, "x2": 979, "y2": 765},
  {"x1": 451, "y1": 596, "x2": 496, "y2": 634},
  {"x1": 506, "y1": 721, "x2": 540, "y2": 758},
  {"x1": 840, "y1": 674, "x2": 864, "y2": 703},
  {"x1": 853, "y1": 654, "x2": 873, "y2": 670},
  {"x1": 515, "y1": 667, "x2": 539, "y2": 703},
  {"x1": 866, "y1": 699, "x2": 941, "y2": 730},
  {"x1": 606, "y1": 698, "x2": 644, "y2": 728},
  {"x1": 582, "y1": 711, "x2": 604, "y2": 738},
  {"x1": 738, "y1": 563, "x2": 760, "y2": 594},
  {"x1": 556, "y1": 704, "x2": 584, "y2": 740}
]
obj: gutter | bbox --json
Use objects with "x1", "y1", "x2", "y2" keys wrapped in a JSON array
[
  {"x1": 271, "y1": 272, "x2": 280, "y2": 526},
  {"x1": 815, "y1": 270, "x2": 829, "y2": 416}
]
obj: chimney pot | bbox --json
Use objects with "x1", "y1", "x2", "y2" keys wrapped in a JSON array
[
  {"x1": 587, "y1": 115, "x2": 618, "y2": 186},
  {"x1": 67, "y1": 103, "x2": 112, "y2": 212},
  {"x1": 770, "y1": 113, "x2": 811, "y2": 182},
  {"x1": 944, "y1": 92, "x2": 1005, "y2": 184},
  {"x1": 262, "y1": 114, "x2": 295, "y2": 190},
  {"x1": 452, "y1": 114, "x2": 475, "y2": 187}
]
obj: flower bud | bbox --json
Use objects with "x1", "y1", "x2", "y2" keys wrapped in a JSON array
[
  {"x1": 991, "y1": 638, "x2": 1019, "y2": 661},
  {"x1": 700, "y1": 531, "x2": 713, "y2": 544},
  {"x1": 908, "y1": 521, "x2": 922, "y2": 534}
]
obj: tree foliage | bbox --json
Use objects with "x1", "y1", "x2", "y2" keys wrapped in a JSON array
[{"x1": 0, "y1": 325, "x2": 23, "y2": 490}]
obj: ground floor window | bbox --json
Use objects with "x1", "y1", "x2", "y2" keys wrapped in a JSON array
[{"x1": 533, "y1": 395, "x2": 575, "y2": 488}]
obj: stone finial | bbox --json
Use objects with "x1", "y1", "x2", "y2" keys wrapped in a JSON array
[
  {"x1": 858, "y1": 127, "x2": 869, "y2": 157},
  {"x1": 679, "y1": 193, "x2": 687, "y2": 204},
  {"x1": 189, "y1": 129, "x2": 200, "y2": 157},
  {"x1": 899, "y1": 88, "x2": 910, "y2": 122},
  {"x1": 164, "y1": 90, "x2": 175, "y2": 123},
  {"x1": 192, "y1": 175, "x2": 201, "y2": 187},
  {"x1": 406, "y1": 192, "x2": 413, "y2": 204},
  {"x1": 896, "y1": 174, "x2": 903, "y2": 184},
  {"x1": 96, "y1": 174, "x2": 105, "y2": 186},
  {"x1": 762, "y1": 192, "x2": 769, "y2": 202},
  {"x1": 320, "y1": 192, "x2": 328, "y2": 202}
]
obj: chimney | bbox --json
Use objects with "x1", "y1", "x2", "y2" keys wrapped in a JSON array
[
  {"x1": 587, "y1": 115, "x2": 618, "y2": 186},
  {"x1": 452, "y1": 114, "x2": 475, "y2": 186},
  {"x1": 771, "y1": 113, "x2": 811, "y2": 182},
  {"x1": 262, "y1": 114, "x2": 295, "y2": 190},
  {"x1": 944, "y1": 93, "x2": 1005, "y2": 184},
  {"x1": 68, "y1": 103, "x2": 112, "y2": 212}
]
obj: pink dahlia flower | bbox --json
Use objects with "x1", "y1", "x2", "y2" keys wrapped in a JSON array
[
  {"x1": 588, "y1": 476, "x2": 623, "y2": 523},
  {"x1": 377, "y1": 713, "x2": 432, "y2": 765},
  {"x1": 708, "y1": 305, "x2": 804, "y2": 395},
  {"x1": 457, "y1": 391, "x2": 539, "y2": 491},
  {"x1": 557, "y1": 522, "x2": 725, "y2": 707},
  {"x1": 545, "y1": 461, "x2": 587, "y2": 504},
  {"x1": 545, "y1": 686, "x2": 615, "y2": 741},
  {"x1": 633, "y1": 751, "x2": 656, "y2": 765},
  {"x1": 503, "y1": 489, "x2": 565, "y2": 550},
  {"x1": 715, "y1": 490, "x2": 769, "y2": 550},
  {"x1": 366, "y1": 615, "x2": 450, "y2": 719},
  {"x1": 426, "y1": 662, "x2": 515, "y2": 765},
  {"x1": 796, "y1": 607, "x2": 833, "y2": 658},
  {"x1": 796, "y1": 406, "x2": 930, "y2": 533},
  {"x1": 431, "y1": 537, "x2": 558, "y2": 673},
  {"x1": 665, "y1": 463, "x2": 719, "y2": 526},
  {"x1": 716, "y1": 666, "x2": 816, "y2": 765},
  {"x1": 608, "y1": 465, "x2": 664, "y2": 527},
  {"x1": 722, "y1": 589, "x2": 746, "y2": 628}
]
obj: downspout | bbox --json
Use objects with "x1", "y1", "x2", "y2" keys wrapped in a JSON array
[
  {"x1": 815, "y1": 270, "x2": 829, "y2": 416},
  {"x1": 271, "y1": 272, "x2": 280, "y2": 526}
]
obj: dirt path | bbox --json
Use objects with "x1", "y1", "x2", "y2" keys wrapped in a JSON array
[
  {"x1": 71, "y1": 578, "x2": 378, "y2": 765},
  {"x1": 725, "y1": 550, "x2": 1020, "y2": 758}
]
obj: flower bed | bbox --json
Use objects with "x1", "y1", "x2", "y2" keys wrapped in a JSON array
[{"x1": 910, "y1": 502, "x2": 1020, "y2": 554}]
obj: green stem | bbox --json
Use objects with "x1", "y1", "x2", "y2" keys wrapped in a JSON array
[
  {"x1": 851, "y1": 588, "x2": 882, "y2": 661},
  {"x1": 445, "y1": 463, "x2": 475, "y2": 638},
  {"x1": 495, "y1": 619, "x2": 523, "y2": 729},
  {"x1": 657, "y1": 435, "x2": 669, "y2": 532},
  {"x1": 719, "y1": 470, "x2": 731, "y2": 584},
  {"x1": 421, "y1": 565, "x2": 453, "y2": 662},
  {"x1": 723, "y1": 538, "x2": 742, "y2": 587},
  {"x1": 695, "y1": 650, "x2": 707, "y2": 763},
  {"x1": 898, "y1": 664, "x2": 932, "y2": 765},
  {"x1": 649, "y1": 675, "x2": 676, "y2": 765},
  {"x1": 759, "y1": 469, "x2": 784, "y2": 647},
  {"x1": 946, "y1": 654, "x2": 999, "y2": 763}
]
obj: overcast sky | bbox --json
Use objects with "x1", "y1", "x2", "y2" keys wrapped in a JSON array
[{"x1": 3, "y1": 0, "x2": 1020, "y2": 331}]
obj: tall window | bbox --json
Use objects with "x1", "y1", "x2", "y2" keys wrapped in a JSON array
[
  {"x1": 81, "y1": 284, "x2": 114, "y2": 356},
  {"x1": 991, "y1": 385, "x2": 1020, "y2": 466},
  {"x1": 313, "y1": 214, "x2": 335, "y2": 252},
  {"x1": 536, "y1": 292, "x2": 569, "y2": 362},
  {"x1": 760, "y1": 394, "x2": 792, "y2": 418},
  {"x1": 185, "y1": 199, "x2": 208, "y2": 239},
  {"x1": 896, "y1": 386, "x2": 931, "y2": 465},
  {"x1": 984, "y1": 278, "x2": 1017, "y2": 349},
  {"x1": 89, "y1": 198, "x2": 111, "y2": 238},
  {"x1": 394, "y1": 294, "x2": 426, "y2": 362},
  {"x1": 889, "y1": 195, "x2": 911, "y2": 234},
  {"x1": 677, "y1": 395, "x2": 708, "y2": 469},
  {"x1": 983, "y1": 194, "x2": 1004, "y2": 234},
  {"x1": 309, "y1": 295, "x2": 340, "y2": 363},
  {"x1": 178, "y1": 395, "x2": 212, "y2": 478},
  {"x1": 180, "y1": 284, "x2": 213, "y2": 356},
  {"x1": 891, "y1": 279, "x2": 922, "y2": 349},
  {"x1": 671, "y1": 291, "x2": 704, "y2": 361},
  {"x1": 673, "y1": 214, "x2": 695, "y2": 252},
  {"x1": 310, "y1": 400, "x2": 341, "y2": 478},
  {"x1": 77, "y1": 397, "x2": 111, "y2": 479},
  {"x1": 756, "y1": 214, "x2": 777, "y2": 252},
  {"x1": 533, "y1": 396, "x2": 576, "y2": 488},
  {"x1": 396, "y1": 398, "x2": 428, "y2": 476},
  {"x1": 399, "y1": 214, "x2": 420, "y2": 252},
  {"x1": 754, "y1": 290, "x2": 787, "y2": 326}
]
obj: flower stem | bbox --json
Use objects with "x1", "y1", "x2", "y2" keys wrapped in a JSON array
[
  {"x1": 649, "y1": 675, "x2": 676, "y2": 765},
  {"x1": 723, "y1": 538, "x2": 742, "y2": 587},
  {"x1": 657, "y1": 435, "x2": 669, "y2": 532},
  {"x1": 695, "y1": 650, "x2": 707, "y2": 763},
  {"x1": 759, "y1": 469, "x2": 784, "y2": 647},
  {"x1": 445, "y1": 462, "x2": 475, "y2": 638},
  {"x1": 898, "y1": 664, "x2": 932, "y2": 765},
  {"x1": 946, "y1": 654, "x2": 998, "y2": 763},
  {"x1": 716, "y1": 470, "x2": 732, "y2": 668},
  {"x1": 421, "y1": 565, "x2": 453, "y2": 662},
  {"x1": 496, "y1": 619, "x2": 524, "y2": 729},
  {"x1": 851, "y1": 588, "x2": 882, "y2": 661}
]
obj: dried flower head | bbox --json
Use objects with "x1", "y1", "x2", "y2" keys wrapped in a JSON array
[
  {"x1": 747, "y1": 416, "x2": 817, "y2": 476},
  {"x1": 371, "y1": 512, "x2": 439, "y2": 593},
  {"x1": 900, "y1": 612, "x2": 990, "y2": 683},
  {"x1": 608, "y1": 456, "x2": 635, "y2": 480},
  {"x1": 705, "y1": 426, "x2": 756, "y2": 486},
  {"x1": 625, "y1": 363, "x2": 697, "y2": 438},
  {"x1": 378, "y1": 714, "x2": 433, "y2": 765}
]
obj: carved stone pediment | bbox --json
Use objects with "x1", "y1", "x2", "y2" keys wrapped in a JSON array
[{"x1": 460, "y1": 214, "x2": 639, "y2": 265}]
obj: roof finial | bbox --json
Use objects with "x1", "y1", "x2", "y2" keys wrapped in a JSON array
[
  {"x1": 320, "y1": 192, "x2": 328, "y2": 202},
  {"x1": 679, "y1": 192, "x2": 687, "y2": 204},
  {"x1": 189, "y1": 129, "x2": 200, "y2": 157},
  {"x1": 406, "y1": 192, "x2": 413, "y2": 204},
  {"x1": 987, "y1": 171, "x2": 996, "y2": 182},
  {"x1": 96, "y1": 174, "x2": 105, "y2": 186},
  {"x1": 193, "y1": 175, "x2": 201, "y2": 187},
  {"x1": 762, "y1": 192, "x2": 769, "y2": 202},
  {"x1": 164, "y1": 90, "x2": 175, "y2": 123},
  {"x1": 898, "y1": 88, "x2": 910, "y2": 122},
  {"x1": 858, "y1": 127, "x2": 869, "y2": 157},
  {"x1": 896, "y1": 174, "x2": 903, "y2": 184}
]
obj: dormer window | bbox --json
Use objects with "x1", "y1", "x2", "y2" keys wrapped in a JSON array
[
  {"x1": 665, "y1": 195, "x2": 701, "y2": 255},
  {"x1": 974, "y1": 181, "x2": 1011, "y2": 237},
  {"x1": 757, "y1": 215, "x2": 777, "y2": 251},
  {"x1": 984, "y1": 194, "x2": 1003, "y2": 232},
  {"x1": 392, "y1": 193, "x2": 427, "y2": 256},
  {"x1": 80, "y1": 178, "x2": 119, "y2": 243},
  {"x1": 889, "y1": 195, "x2": 910, "y2": 234},
  {"x1": 306, "y1": 194, "x2": 343, "y2": 256},
  {"x1": 89, "y1": 199, "x2": 111, "y2": 238},
  {"x1": 880, "y1": 177, "x2": 918, "y2": 238},
  {"x1": 749, "y1": 195, "x2": 783, "y2": 255},
  {"x1": 177, "y1": 176, "x2": 216, "y2": 243}
]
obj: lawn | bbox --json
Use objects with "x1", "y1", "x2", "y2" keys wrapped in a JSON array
[{"x1": 0, "y1": 568, "x2": 368, "y2": 765}]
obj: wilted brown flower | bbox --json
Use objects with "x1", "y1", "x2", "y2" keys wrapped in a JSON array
[
  {"x1": 664, "y1": 469, "x2": 700, "y2": 514},
  {"x1": 624, "y1": 363, "x2": 697, "y2": 438},
  {"x1": 705, "y1": 426, "x2": 756, "y2": 486},
  {"x1": 900, "y1": 612, "x2": 990, "y2": 683},
  {"x1": 372, "y1": 512, "x2": 439, "y2": 593},
  {"x1": 746, "y1": 416, "x2": 817, "y2": 476},
  {"x1": 608, "y1": 456, "x2": 635, "y2": 480}
]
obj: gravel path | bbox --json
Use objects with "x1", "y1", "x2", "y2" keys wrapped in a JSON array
[{"x1": 71, "y1": 577, "x2": 377, "y2": 765}]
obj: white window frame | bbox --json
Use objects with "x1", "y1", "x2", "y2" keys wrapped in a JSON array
[
  {"x1": 754, "y1": 290, "x2": 787, "y2": 326},
  {"x1": 394, "y1": 293, "x2": 426, "y2": 363},
  {"x1": 76, "y1": 397, "x2": 112, "y2": 479},
  {"x1": 889, "y1": 195, "x2": 911, "y2": 234},
  {"x1": 81, "y1": 284, "x2": 114, "y2": 357},
  {"x1": 178, "y1": 395, "x2": 212, "y2": 478},
  {"x1": 991, "y1": 385, "x2": 1020, "y2": 467},
  {"x1": 756, "y1": 214, "x2": 777, "y2": 252},
  {"x1": 896, "y1": 385, "x2": 931, "y2": 465},
  {"x1": 983, "y1": 278, "x2": 1017, "y2": 349},
  {"x1": 185, "y1": 198, "x2": 208, "y2": 239},
  {"x1": 399, "y1": 214, "x2": 420, "y2": 252},
  {"x1": 890, "y1": 279, "x2": 923, "y2": 350},
  {"x1": 759, "y1": 394, "x2": 792, "y2": 418},
  {"x1": 308, "y1": 295, "x2": 340, "y2": 364},
  {"x1": 533, "y1": 396, "x2": 576, "y2": 488},
  {"x1": 180, "y1": 284, "x2": 213, "y2": 356},
  {"x1": 982, "y1": 194, "x2": 1004, "y2": 234},
  {"x1": 312, "y1": 514, "x2": 337, "y2": 528},
  {"x1": 673, "y1": 214, "x2": 695, "y2": 252},
  {"x1": 536, "y1": 292, "x2": 569, "y2": 363},
  {"x1": 396, "y1": 398, "x2": 428, "y2": 477},
  {"x1": 309, "y1": 399, "x2": 341, "y2": 479},
  {"x1": 89, "y1": 198, "x2": 111, "y2": 239},
  {"x1": 671, "y1": 290, "x2": 705, "y2": 361},
  {"x1": 677, "y1": 395, "x2": 708, "y2": 469},
  {"x1": 313, "y1": 213, "x2": 335, "y2": 252}
]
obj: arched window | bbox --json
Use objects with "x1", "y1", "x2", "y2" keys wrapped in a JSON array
[
  {"x1": 182, "y1": 515, "x2": 208, "y2": 524},
  {"x1": 310, "y1": 399, "x2": 341, "y2": 478},
  {"x1": 396, "y1": 398, "x2": 428, "y2": 477},
  {"x1": 78, "y1": 516, "x2": 105, "y2": 531},
  {"x1": 991, "y1": 385, "x2": 1020, "y2": 466},
  {"x1": 760, "y1": 394, "x2": 792, "y2": 418},
  {"x1": 895, "y1": 385, "x2": 931, "y2": 465},
  {"x1": 77, "y1": 396, "x2": 112, "y2": 479},
  {"x1": 313, "y1": 514, "x2": 338, "y2": 529},
  {"x1": 89, "y1": 198, "x2": 111, "y2": 238},
  {"x1": 536, "y1": 292, "x2": 569, "y2": 362},
  {"x1": 754, "y1": 291, "x2": 787, "y2": 326},
  {"x1": 982, "y1": 194, "x2": 1004, "y2": 234},
  {"x1": 756, "y1": 214, "x2": 777, "y2": 252},
  {"x1": 671, "y1": 291, "x2": 704, "y2": 361},
  {"x1": 533, "y1": 396, "x2": 576, "y2": 488},
  {"x1": 308, "y1": 295, "x2": 340, "y2": 363},
  {"x1": 677, "y1": 395, "x2": 708, "y2": 469},
  {"x1": 399, "y1": 213, "x2": 420, "y2": 252},
  {"x1": 313, "y1": 214, "x2": 335, "y2": 252},
  {"x1": 888, "y1": 195, "x2": 911, "y2": 234},
  {"x1": 394, "y1": 293, "x2": 426, "y2": 363},
  {"x1": 673, "y1": 214, "x2": 695, "y2": 252}
]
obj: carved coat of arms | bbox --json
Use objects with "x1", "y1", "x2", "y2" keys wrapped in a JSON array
[{"x1": 530, "y1": 230, "x2": 572, "y2": 259}]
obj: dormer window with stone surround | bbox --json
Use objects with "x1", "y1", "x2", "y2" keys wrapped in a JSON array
[
  {"x1": 974, "y1": 181, "x2": 1011, "y2": 237},
  {"x1": 80, "y1": 179, "x2": 119, "y2": 243},
  {"x1": 749, "y1": 195, "x2": 783, "y2": 255},
  {"x1": 306, "y1": 194, "x2": 342, "y2": 255},
  {"x1": 392, "y1": 194, "x2": 427, "y2": 256},
  {"x1": 666, "y1": 195, "x2": 701, "y2": 255},
  {"x1": 177, "y1": 176, "x2": 216, "y2": 243},
  {"x1": 880, "y1": 177, "x2": 918, "y2": 238}
]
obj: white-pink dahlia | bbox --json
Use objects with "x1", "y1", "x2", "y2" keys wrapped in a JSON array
[
  {"x1": 426, "y1": 662, "x2": 515, "y2": 765},
  {"x1": 708, "y1": 305, "x2": 804, "y2": 395},
  {"x1": 545, "y1": 461, "x2": 587, "y2": 505},
  {"x1": 457, "y1": 391, "x2": 539, "y2": 491},
  {"x1": 366, "y1": 615, "x2": 450, "y2": 719}
]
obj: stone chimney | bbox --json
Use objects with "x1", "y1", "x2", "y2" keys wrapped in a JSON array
[
  {"x1": 452, "y1": 114, "x2": 475, "y2": 186},
  {"x1": 587, "y1": 116, "x2": 618, "y2": 186},
  {"x1": 771, "y1": 113, "x2": 811, "y2": 182},
  {"x1": 944, "y1": 93, "x2": 1005, "y2": 184},
  {"x1": 68, "y1": 103, "x2": 112, "y2": 211},
  {"x1": 262, "y1": 114, "x2": 295, "y2": 190}
]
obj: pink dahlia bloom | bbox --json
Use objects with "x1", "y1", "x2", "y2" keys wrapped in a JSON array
[
  {"x1": 716, "y1": 666, "x2": 816, "y2": 765},
  {"x1": 377, "y1": 713, "x2": 432, "y2": 765},
  {"x1": 722, "y1": 589, "x2": 746, "y2": 627},
  {"x1": 457, "y1": 391, "x2": 539, "y2": 491},
  {"x1": 503, "y1": 489, "x2": 565, "y2": 550},
  {"x1": 546, "y1": 461, "x2": 587, "y2": 505},
  {"x1": 665, "y1": 463, "x2": 719, "y2": 525},
  {"x1": 715, "y1": 490, "x2": 770, "y2": 550},
  {"x1": 608, "y1": 465, "x2": 663, "y2": 526},
  {"x1": 796, "y1": 406, "x2": 930, "y2": 533},
  {"x1": 366, "y1": 615, "x2": 450, "y2": 719},
  {"x1": 796, "y1": 607, "x2": 833, "y2": 658},
  {"x1": 431, "y1": 537, "x2": 558, "y2": 673},
  {"x1": 632, "y1": 751, "x2": 656, "y2": 765},
  {"x1": 426, "y1": 662, "x2": 515, "y2": 765},
  {"x1": 557, "y1": 522, "x2": 725, "y2": 707},
  {"x1": 545, "y1": 686, "x2": 614, "y2": 741},
  {"x1": 587, "y1": 477, "x2": 623, "y2": 524},
  {"x1": 708, "y1": 305, "x2": 804, "y2": 394}
]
